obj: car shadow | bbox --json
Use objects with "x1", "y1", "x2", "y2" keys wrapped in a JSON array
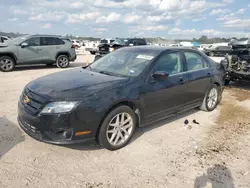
[
  {"x1": 13, "y1": 62, "x2": 87, "y2": 72},
  {"x1": 0, "y1": 117, "x2": 25, "y2": 159},
  {"x1": 64, "y1": 140, "x2": 102, "y2": 151},
  {"x1": 194, "y1": 164, "x2": 235, "y2": 188},
  {"x1": 130, "y1": 108, "x2": 199, "y2": 144}
]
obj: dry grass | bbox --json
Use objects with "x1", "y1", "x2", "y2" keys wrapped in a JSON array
[
  {"x1": 226, "y1": 87, "x2": 250, "y2": 101},
  {"x1": 196, "y1": 88, "x2": 250, "y2": 157}
]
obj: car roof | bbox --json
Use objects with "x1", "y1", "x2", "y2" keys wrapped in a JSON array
[
  {"x1": 28, "y1": 34, "x2": 62, "y2": 38},
  {"x1": 119, "y1": 45, "x2": 199, "y2": 52}
]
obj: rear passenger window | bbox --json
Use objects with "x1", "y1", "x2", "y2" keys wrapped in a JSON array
[
  {"x1": 40, "y1": 37, "x2": 64, "y2": 45},
  {"x1": 55, "y1": 38, "x2": 65, "y2": 45},
  {"x1": 184, "y1": 52, "x2": 208, "y2": 71}
]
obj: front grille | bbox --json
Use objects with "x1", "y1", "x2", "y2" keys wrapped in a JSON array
[{"x1": 20, "y1": 88, "x2": 49, "y2": 116}]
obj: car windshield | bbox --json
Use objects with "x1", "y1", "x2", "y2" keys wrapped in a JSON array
[
  {"x1": 111, "y1": 39, "x2": 126, "y2": 45},
  {"x1": 89, "y1": 49, "x2": 160, "y2": 77},
  {"x1": 100, "y1": 39, "x2": 108, "y2": 43}
]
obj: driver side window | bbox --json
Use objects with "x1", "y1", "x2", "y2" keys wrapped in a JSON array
[
  {"x1": 23, "y1": 37, "x2": 40, "y2": 46},
  {"x1": 154, "y1": 52, "x2": 183, "y2": 75}
]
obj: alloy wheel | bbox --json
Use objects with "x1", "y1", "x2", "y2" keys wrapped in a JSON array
[
  {"x1": 0, "y1": 59, "x2": 14, "y2": 71},
  {"x1": 207, "y1": 88, "x2": 218, "y2": 109},
  {"x1": 58, "y1": 57, "x2": 69, "y2": 68},
  {"x1": 106, "y1": 112, "x2": 134, "y2": 146}
]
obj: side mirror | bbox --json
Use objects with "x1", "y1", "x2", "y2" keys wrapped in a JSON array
[
  {"x1": 152, "y1": 71, "x2": 169, "y2": 80},
  {"x1": 21, "y1": 42, "x2": 28, "y2": 48}
]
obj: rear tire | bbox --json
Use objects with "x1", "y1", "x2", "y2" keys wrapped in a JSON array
[
  {"x1": 56, "y1": 55, "x2": 69, "y2": 68},
  {"x1": 98, "y1": 106, "x2": 136, "y2": 150},
  {"x1": 0, "y1": 56, "x2": 15, "y2": 72},
  {"x1": 200, "y1": 84, "x2": 220, "y2": 112},
  {"x1": 224, "y1": 79, "x2": 230, "y2": 86}
]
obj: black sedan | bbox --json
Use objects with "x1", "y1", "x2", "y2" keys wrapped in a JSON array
[{"x1": 18, "y1": 46, "x2": 225, "y2": 150}]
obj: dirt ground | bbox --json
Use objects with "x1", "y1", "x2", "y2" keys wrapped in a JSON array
[{"x1": 0, "y1": 54, "x2": 250, "y2": 188}]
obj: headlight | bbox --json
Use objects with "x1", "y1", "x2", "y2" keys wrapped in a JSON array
[
  {"x1": 109, "y1": 47, "x2": 114, "y2": 52},
  {"x1": 40, "y1": 101, "x2": 79, "y2": 114}
]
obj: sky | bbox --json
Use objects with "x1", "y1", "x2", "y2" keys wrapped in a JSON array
[{"x1": 1, "y1": 0, "x2": 250, "y2": 39}]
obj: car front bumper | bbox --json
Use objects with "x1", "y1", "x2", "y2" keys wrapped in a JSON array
[{"x1": 18, "y1": 101, "x2": 95, "y2": 145}]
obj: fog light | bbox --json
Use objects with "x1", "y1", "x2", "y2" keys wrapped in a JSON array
[{"x1": 63, "y1": 129, "x2": 73, "y2": 139}]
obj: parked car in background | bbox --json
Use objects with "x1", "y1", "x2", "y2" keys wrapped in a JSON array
[
  {"x1": 72, "y1": 40, "x2": 82, "y2": 48},
  {"x1": 0, "y1": 36, "x2": 11, "y2": 43},
  {"x1": 18, "y1": 46, "x2": 224, "y2": 150},
  {"x1": 0, "y1": 35, "x2": 76, "y2": 72},
  {"x1": 221, "y1": 39, "x2": 250, "y2": 85},
  {"x1": 85, "y1": 41, "x2": 100, "y2": 55},
  {"x1": 203, "y1": 45, "x2": 231, "y2": 57},
  {"x1": 94, "y1": 38, "x2": 147, "y2": 61}
]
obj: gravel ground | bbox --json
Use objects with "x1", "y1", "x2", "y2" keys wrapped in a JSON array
[{"x1": 0, "y1": 54, "x2": 250, "y2": 188}]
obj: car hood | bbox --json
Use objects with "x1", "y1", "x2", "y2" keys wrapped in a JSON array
[{"x1": 27, "y1": 68, "x2": 129, "y2": 99}]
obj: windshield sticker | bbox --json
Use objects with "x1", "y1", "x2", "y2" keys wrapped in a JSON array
[{"x1": 136, "y1": 55, "x2": 154, "y2": 60}]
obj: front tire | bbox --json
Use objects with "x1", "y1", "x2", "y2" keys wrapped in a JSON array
[
  {"x1": 200, "y1": 84, "x2": 220, "y2": 112},
  {"x1": 0, "y1": 56, "x2": 15, "y2": 72},
  {"x1": 56, "y1": 55, "x2": 69, "y2": 68},
  {"x1": 98, "y1": 106, "x2": 136, "y2": 150}
]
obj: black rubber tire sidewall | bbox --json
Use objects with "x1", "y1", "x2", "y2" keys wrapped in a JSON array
[
  {"x1": 0, "y1": 56, "x2": 15, "y2": 72},
  {"x1": 56, "y1": 55, "x2": 69, "y2": 68},
  {"x1": 224, "y1": 79, "x2": 230, "y2": 86},
  {"x1": 205, "y1": 85, "x2": 220, "y2": 111},
  {"x1": 98, "y1": 106, "x2": 136, "y2": 151}
]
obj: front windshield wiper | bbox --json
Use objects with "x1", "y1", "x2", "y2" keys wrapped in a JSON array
[
  {"x1": 82, "y1": 63, "x2": 93, "y2": 69},
  {"x1": 99, "y1": 70, "x2": 116, "y2": 76},
  {"x1": 99, "y1": 70, "x2": 127, "y2": 77}
]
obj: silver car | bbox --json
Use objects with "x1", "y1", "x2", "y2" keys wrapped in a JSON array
[{"x1": 0, "y1": 35, "x2": 76, "y2": 72}]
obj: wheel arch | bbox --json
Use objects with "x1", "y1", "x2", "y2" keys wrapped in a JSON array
[
  {"x1": 96, "y1": 100, "x2": 141, "y2": 138},
  {"x1": 0, "y1": 52, "x2": 18, "y2": 64},
  {"x1": 55, "y1": 52, "x2": 70, "y2": 60}
]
